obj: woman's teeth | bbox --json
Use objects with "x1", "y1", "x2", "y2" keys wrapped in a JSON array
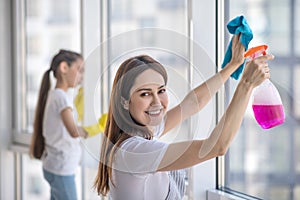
[{"x1": 147, "y1": 110, "x2": 160, "y2": 115}]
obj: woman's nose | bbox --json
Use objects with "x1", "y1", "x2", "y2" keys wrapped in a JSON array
[{"x1": 151, "y1": 94, "x2": 161, "y2": 106}]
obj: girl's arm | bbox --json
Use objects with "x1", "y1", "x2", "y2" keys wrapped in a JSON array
[
  {"x1": 163, "y1": 35, "x2": 245, "y2": 134},
  {"x1": 158, "y1": 54, "x2": 274, "y2": 171},
  {"x1": 61, "y1": 108, "x2": 88, "y2": 138}
]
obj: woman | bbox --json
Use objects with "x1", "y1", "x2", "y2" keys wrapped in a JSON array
[{"x1": 94, "y1": 35, "x2": 274, "y2": 199}]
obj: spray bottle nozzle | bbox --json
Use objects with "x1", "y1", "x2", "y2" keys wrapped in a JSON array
[{"x1": 244, "y1": 45, "x2": 268, "y2": 59}]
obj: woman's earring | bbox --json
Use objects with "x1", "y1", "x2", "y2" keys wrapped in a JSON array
[{"x1": 121, "y1": 97, "x2": 129, "y2": 110}]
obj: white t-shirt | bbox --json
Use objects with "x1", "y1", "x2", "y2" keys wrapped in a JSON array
[
  {"x1": 42, "y1": 88, "x2": 82, "y2": 175},
  {"x1": 109, "y1": 136, "x2": 170, "y2": 200}
]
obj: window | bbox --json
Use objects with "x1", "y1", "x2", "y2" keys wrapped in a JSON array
[
  {"x1": 13, "y1": 0, "x2": 81, "y2": 199},
  {"x1": 13, "y1": 0, "x2": 81, "y2": 135},
  {"x1": 107, "y1": 0, "x2": 191, "y2": 155},
  {"x1": 82, "y1": 0, "x2": 191, "y2": 198},
  {"x1": 21, "y1": 154, "x2": 82, "y2": 200},
  {"x1": 9, "y1": 0, "x2": 228, "y2": 199},
  {"x1": 108, "y1": 0, "x2": 189, "y2": 112},
  {"x1": 223, "y1": 0, "x2": 300, "y2": 199}
]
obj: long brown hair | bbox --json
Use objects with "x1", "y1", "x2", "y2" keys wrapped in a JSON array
[
  {"x1": 94, "y1": 55, "x2": 168, "y2": 196},
  {"x1": 29, "y1": 49, "x2": 82, "y2": 159}
]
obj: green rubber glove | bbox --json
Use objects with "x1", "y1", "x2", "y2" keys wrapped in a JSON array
[
  {"x1": 74, "y1": 87, "x2": 84, "y2": 122},
  {"x1": 83, "y1": 113, "x2": 108, "y2": 137}
]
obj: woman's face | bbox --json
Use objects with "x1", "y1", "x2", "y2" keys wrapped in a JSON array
[{"x1": 128, "y1": 69, "x2": 168, "y2": 127}]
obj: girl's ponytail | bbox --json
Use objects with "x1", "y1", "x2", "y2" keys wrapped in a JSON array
[{"x1": 29, "y1": 69, "x2": 51, "y2": 159}]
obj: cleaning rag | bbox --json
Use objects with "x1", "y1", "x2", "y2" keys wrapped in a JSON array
[{"x1": 221, "y1": 15, "x2": 253, "y2": 80}]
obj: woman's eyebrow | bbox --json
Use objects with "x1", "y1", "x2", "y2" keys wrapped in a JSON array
[{"x1": 136, "y1": 85, "x2": 165, "y2": 92}]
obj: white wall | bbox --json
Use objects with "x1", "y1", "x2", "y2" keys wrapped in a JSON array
[{"x1": 0, "y1": 1, "x2": 15, "y2": 199}]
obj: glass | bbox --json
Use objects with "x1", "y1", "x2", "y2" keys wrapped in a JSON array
[
  {"x1": 24, "y1": 0, "x2": 81, "y2": 132},
  {"x1": 295, "y1": 126, "x2": 300, "y2": 173},
  {"x1": 296, "y1": 0, "x2": 300, "y2": 55},
  {"x1": 110, "y1": 0, "x2": 187, "y2": 37},
  {"x1": 22, "y1": 155, "x2": 50, "y2": 200},
  {"x1": 20, "y1": 0, "x2": 82, "y2": 199},
  {"x1": 83, "y1": 167, "x2": 102, "y2": 200},
  {"x1": 106, "y1": 0, "x2": 190, "y2": 198},
  {"x1": 108, "y1": 0, "x2": 189, "y2": 141},
  {"x1": 295, "y1": 185, "x2": 300, "y2": 200},
  {"x1": 22, "y1": 154, "x2": 82, "y2": 200},
  {"x1": 229, "y1": 0, "x2": 290, "y2": 55},
  {"x1": 225, "y1": 0, "x2": 300, "y2": 199},
  {"x1": 294, "y1": 65, "x2": 300, "y2": 119},
  {"x1": 81, "y1": 1, "x2": 189, "y2": 199},
  {"x1": 76, "y1": 1, "x2": 191, "y2": 199}
]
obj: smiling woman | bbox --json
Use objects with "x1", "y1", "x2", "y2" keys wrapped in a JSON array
[
  {"x1": 128, "y1": 69, "x2": 168, "y2": 127},
  {"x1": 94, "y1": 47, "x2": 274, "y2": 199}
]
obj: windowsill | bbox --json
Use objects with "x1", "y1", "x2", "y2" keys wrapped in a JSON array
[
  {"x1": 207, "y1": 189, "x2": 262, "y2": 200},
  {"x1": 9, "y1": 143, "x2": 29, "y2": 154}
]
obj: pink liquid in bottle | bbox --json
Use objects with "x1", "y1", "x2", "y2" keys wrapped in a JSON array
[{"x1": 252, "y1": 104, "x2": 285, "y2": 129}]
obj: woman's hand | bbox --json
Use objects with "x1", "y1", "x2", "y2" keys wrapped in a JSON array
[
  {"x1": 241, "y1": 54, "x2": 274, "y2": 88},
  {"x1": 229, "y1": 34, "x2": 245, "y2": 68}
]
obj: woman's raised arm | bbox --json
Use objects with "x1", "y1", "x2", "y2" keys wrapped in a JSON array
[
  {"x1": 158, "y1": 54, "x2": 274, "y2": 171},
  {"x1": 163, "y1": 35, "x2": 245, "y2": 134}
]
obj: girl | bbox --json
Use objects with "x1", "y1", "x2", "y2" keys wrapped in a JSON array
[
  {"x1": 94, "y1": 36, "x2": 274, "y2": 199},
  {"x1": 30, "y1": 49, "x2": 89, "y2": 200}
]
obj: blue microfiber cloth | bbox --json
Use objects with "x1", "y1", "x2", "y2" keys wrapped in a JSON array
[{"x1": 221, "y1": 15, "x2": 253, "y2": 80}]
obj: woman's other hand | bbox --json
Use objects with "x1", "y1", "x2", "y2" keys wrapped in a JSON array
[{"x1": 229, "y1": 34, "x2": 245, "y2": 68}]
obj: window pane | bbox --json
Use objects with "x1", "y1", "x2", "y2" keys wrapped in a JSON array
[
  {"x1": 22, "y1": 155, "x2": 50, "y2": 200},
  {"x1": 108, "y1": 0, "x2": 188, "y2": 132},
  {"x1": 106, "y1": 0, "x2": 190, "y2": 198},
  {"x1": 20, "y1": 0, "x2": 82, "y2": 199},
  {"x1": 229, "y1": 0, "x2": 290, "y2": 56},
  {"x1": 295, "y1": 126, "x2": 300, "y2": 174},
  {"x1": 110, "y1": 0, "x2": 187, "y2": 36},
  {"x1": 225, "y1": 0, "x2": 300, "y2": 199},
  {"x1": 296, "y1": 0, "x2": 300, "y2": 56},
  {"x1": 24, "y1": 0, "x2": 81, "y2": 132},
  {"x1": 294, "y1": 185, "x2": 300, "y2": 200},
  {"x1": 22, "y1": 154, "x2": 82, "y2": 200},
  {"x1": 294, "y1": 65, "x2": 300, "y2": 119}
]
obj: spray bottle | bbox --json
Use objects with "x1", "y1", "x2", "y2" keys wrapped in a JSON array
[{"x1": 244, "y1": 45, "x2": 285, "y2": 129}]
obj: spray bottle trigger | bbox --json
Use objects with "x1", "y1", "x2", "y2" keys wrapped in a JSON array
[{"x1": 244, "y1": 45, "x2": 268, "y2": 59}]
